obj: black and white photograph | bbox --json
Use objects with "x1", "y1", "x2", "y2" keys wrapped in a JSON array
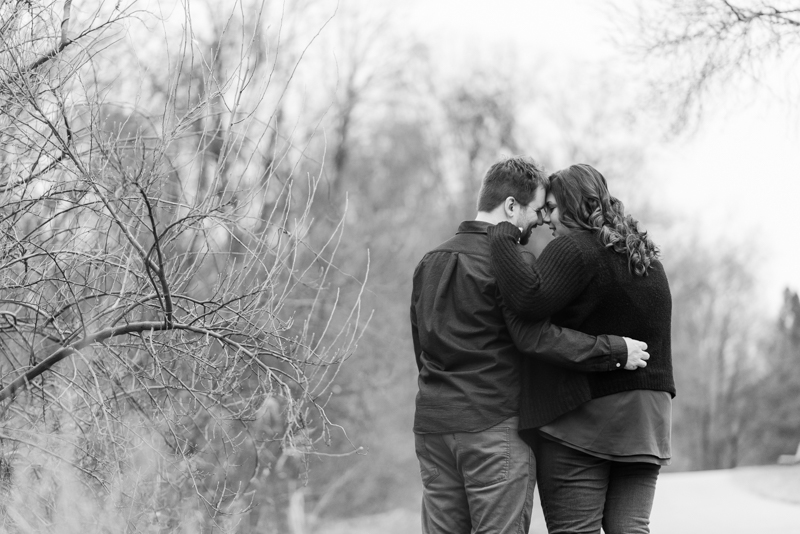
[{"x1": 1, "y1": 0, "x2": 799, "y2": 532}]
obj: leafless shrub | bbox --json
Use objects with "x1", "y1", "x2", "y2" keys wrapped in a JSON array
[{"x1": 0, "y1": 0, "x2": 367, "y2": 531}]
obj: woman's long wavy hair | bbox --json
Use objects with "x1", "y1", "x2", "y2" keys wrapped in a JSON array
[{"x1": 549, "y1": 164, "x2": 659, "y2": 276}]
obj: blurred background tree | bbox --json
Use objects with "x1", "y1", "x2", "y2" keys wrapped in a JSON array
[{"x1": 622, "y1": 0, "x2": 800, "y2": 130}]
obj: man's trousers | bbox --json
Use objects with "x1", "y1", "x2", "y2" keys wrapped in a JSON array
[{"x1": 414, "y1": 416, "x2": 535, "y2": 534}]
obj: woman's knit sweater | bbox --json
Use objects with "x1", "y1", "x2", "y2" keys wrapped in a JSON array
[{"x1": 488, "y1": 221, "x2": 675, "y2": 429}]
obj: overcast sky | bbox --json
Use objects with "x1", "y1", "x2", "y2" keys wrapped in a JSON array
[{"x1": 396, "y1": 0, "x2": 800, "y2": 311}]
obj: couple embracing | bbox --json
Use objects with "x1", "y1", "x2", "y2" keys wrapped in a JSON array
[{"x1": 410, "y1": 156, "x2": 675, "y2": 534}]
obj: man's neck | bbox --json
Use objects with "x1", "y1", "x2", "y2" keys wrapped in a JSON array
[{"x1": 475, "y1": 211, "x2": 506, "y2": 225}]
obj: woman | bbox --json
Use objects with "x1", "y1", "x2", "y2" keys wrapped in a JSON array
[{"x1": 487, "y1": 164, "x2": 675, "y2": 534}]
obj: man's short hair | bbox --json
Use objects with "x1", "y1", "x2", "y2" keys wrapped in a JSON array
[{"x1": 476, "y1": 156, "x2": 548, "y2": 212}]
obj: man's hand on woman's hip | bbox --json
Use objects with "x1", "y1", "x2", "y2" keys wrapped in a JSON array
[{"x1": 622, "y1": 337, "x2": 649, "y2": 370}]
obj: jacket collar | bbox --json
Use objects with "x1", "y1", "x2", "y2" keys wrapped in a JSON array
[{"x1": 456, "y1": 220, "x2": 493, "y2": 235}]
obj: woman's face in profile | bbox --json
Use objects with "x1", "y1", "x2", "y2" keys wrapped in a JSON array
[{"x1": 544, "y1": 192, "x2": 570, "y2": 238}]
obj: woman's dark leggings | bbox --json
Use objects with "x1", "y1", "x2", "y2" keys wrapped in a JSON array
[{"x1": 534, "y1": 435, "x2": 661, "y2": 534}]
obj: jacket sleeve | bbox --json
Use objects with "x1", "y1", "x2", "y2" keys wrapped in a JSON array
[
  {"x1": 502, "y1": 302, "x2": 627, "y2": 372},
  {"x1": 488, "y1": 221, "x2": 592, "y2": 320},
  {"x1": 410, "y1": 264, "x2": 423, "y2": 372},
  {"x1": 411, "y1": 305, "x2": 422, "y2": 372}
]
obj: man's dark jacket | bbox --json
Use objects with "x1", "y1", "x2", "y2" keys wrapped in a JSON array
[{"x1": 411, "y1": 221, "x2": 628, "y2": 434}]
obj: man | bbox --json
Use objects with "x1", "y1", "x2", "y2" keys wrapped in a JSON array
[{"x1": 410, "y1": 156, "x2": 649, "y2": 534}]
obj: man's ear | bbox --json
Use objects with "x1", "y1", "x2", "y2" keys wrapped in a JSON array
[{"x1": 503, "y1": 196, "x2": 516, "y2": 219}]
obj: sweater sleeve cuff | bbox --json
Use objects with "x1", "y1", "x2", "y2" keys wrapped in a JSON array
[
  {"x1": 607, "y1": 335, "x2": 628, "y2": 371},
  {"x1": 487, "y1": 221, "x2": 522, "y2": 240}
]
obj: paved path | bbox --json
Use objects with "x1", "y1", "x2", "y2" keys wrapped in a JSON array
[
  {"x1": 650, "y1": 466, "x2": 800, "y2": 534},
  {"x1": 315, "y1": 465, "x2": 800, "y2": 534}
]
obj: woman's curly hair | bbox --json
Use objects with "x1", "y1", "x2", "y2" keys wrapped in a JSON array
[{"x1": 549, "y1": 164, "x2": 659, "y2": 276}]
